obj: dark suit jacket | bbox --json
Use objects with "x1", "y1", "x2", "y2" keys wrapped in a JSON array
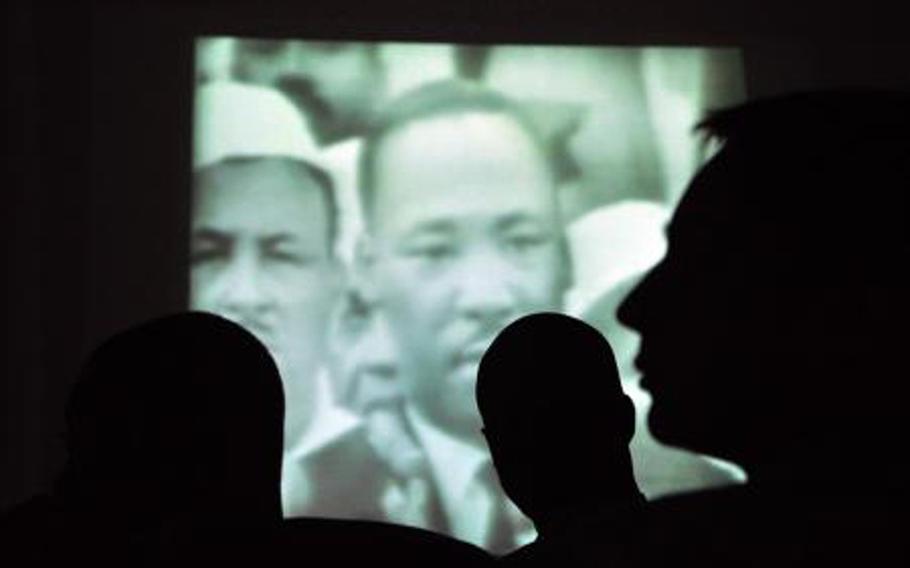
[{"x1": 283, "y1": 425, "x2": 395, "y2": 521}]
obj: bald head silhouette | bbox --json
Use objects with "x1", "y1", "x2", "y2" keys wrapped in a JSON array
[
  {"x1": 476, "y1": 313, "x2": 640, "y2": 531},
  {"x1": 59, "y1": 312, "x2": 285, "y2": 531}
]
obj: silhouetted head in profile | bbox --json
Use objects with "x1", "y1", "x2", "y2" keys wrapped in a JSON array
[
  {"x1": 56, "y1": 312, "x2": 285, "y2": 533},
  {"x1": 619, "y1": 92, "x2": 910, "y2": 488},
  {"x1": 476, "y1": 312, "x2": 641, "y2": 534}
]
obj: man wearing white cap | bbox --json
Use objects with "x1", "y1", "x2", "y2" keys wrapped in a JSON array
[{"x1": 191, "y1": 81, "x2": 394, "y2": 520}]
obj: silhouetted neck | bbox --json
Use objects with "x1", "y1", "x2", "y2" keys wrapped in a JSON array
[{"x1": 534, "y1": 491, "x2": 645, "y2": 540}]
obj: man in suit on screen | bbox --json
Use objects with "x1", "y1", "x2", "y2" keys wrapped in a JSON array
[
  {"x1": 354, "y1": 80, "x2": 572, "y2": 553},
  {"x1": 191, "y1": 82, "x2": 395, "y2": 521}
]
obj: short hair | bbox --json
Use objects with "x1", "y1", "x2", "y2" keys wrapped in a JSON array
[
  {"x1": 358, "y1": 79, "x2": 554, "y2": 217},
  {"x1": 193, "y1": 155, "x2": 339, "y2": 251}
]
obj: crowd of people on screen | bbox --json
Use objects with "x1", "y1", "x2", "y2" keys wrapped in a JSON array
[{"x1": 2, "y1": 38, "x2": 908, "y2": 567}]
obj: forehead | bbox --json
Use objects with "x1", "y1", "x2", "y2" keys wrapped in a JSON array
[
  {"x1": 668, "y1": 151, "x2": 741, "y2": 243},
  {"x1": 370, "y1": 111, "x2": 555, "y2": 232},
  {"x1": 193, "y1": 159, "x2": 330, "y2": 234}
]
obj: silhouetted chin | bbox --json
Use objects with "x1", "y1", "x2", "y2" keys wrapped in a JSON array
[{"x1": 646, "y1": 398, "x2": 690, "y2": 450}]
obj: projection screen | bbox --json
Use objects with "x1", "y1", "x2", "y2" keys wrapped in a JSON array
[{"x1": 191, "y1": 38, "x2": 747, "y2": 552}]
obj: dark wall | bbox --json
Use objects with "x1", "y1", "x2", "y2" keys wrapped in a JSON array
[{"x1": 4, "y1": 0, "x2": 909, "y2": 510}]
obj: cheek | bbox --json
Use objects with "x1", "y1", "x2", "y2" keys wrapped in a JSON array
[
  {"x1": 278, "y1": 273, "x2": 339, "y2": 322},
  {"x1": 189, "y1": 268, "x2": 217, "y2": 309},
  {"x1": 514, "y1": 260, "x2": 566, "y2": 310},
  {"x1": 377, "y1": 261, "x2": 450, "y2": 324}
]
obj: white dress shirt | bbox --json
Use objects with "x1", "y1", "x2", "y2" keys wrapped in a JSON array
[{"x1": 406, "y1": 405, "x2": 536, "y2": 549}]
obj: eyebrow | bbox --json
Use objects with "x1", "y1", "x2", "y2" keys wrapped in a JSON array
[
  {"x1": 192, "y1": 229, "x2": 307, "y2": 248},
  {"x1": 191, "y1": 228, "x2": 233, "y2": 244},
  {"x1": 404, "y1": 219, "x2": 458, "y2": 238}
]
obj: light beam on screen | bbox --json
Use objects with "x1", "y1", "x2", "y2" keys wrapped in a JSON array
[{"x1": 190, "y1": 37, "x2": 746, "y2": 552}]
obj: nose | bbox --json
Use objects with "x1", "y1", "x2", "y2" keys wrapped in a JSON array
[
  {"x1": 347, "y1": 312, "x2": 401, "y2": 411},
  {"x1": 617, "y1": 262, "x2": 660, "y2": 332},
  {"x1": 454, "y1": 249, "x2": 518, "y2": 325},
  {"x1": 358, "y1": 314, "x2": 398, "y2": 381},
  {"x1": 214, "y1": 253, "x2": 270, "y2": 318}
]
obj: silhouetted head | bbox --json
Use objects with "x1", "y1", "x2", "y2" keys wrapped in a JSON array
[
  {"x1": 476, "y1": 312, "x2": 638, "y2": 529},
  {"x1": 59, "y1": 312, "x2": 285, "y2": 531},
  {"x1": 619, "y1": 92, "x2": 910, "y2": 481}
]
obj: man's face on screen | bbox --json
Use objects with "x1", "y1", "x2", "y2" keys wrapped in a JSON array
[
  {"x1": 365, "y1": 112, "x2": 568, "y2": 441},
  {"x1": 191, "y1": 159, "x2": 340, "y2": 441},
  {"x1": 234, "y1": 40, "x2": 382, "y2": 146}
]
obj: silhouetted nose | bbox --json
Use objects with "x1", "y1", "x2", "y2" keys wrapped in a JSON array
[{"x1": 618, "y1": 263, "x2": 660, "y2": 333}]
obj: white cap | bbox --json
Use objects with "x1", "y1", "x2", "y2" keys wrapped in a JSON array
[
  {"x1": 565, "y1": 200, "x2": 671, "y2": 316},
  {"x1": 193, "y1": 80, "x2": 319, "y2": 169}
]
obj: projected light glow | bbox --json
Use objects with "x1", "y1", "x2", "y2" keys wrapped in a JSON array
[{"x1": 191, "y1": 38, "x2": 747, "y2": 552}]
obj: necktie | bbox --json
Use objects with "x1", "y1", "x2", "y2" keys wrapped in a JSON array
[{"x1": 383, "y1": 473, "x2": 449, "y2": 535}]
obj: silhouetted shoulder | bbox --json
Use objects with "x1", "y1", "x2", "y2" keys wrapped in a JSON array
[
  {"x1": 277, "y1": 518, "x2": 494, "y2": 566},
  {"x1": 646, "y1": 485, "x2": 905, "y2": 568}
]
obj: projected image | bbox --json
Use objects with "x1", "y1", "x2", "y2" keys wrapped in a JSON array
[{"x1": 192, "y1": 38, "x2": 747, "y2": 552}]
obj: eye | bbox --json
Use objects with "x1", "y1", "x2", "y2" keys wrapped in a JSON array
[
  {"x1": 190, "y1": 238, "x2": 230, "y2": 265},
  {"x1": 504, "y1": 230, "x2": 549, "y2": 253},
  {"x1": 190, "y1": 249, "x2": 223, "y2": 265},
  {"x1": 266, "y1": 248, "x2": 317, "y2": 266},
  {"x1": 405, "y1": 242, "x2": 456, "y2": 262},
  {"x1": 261, "y1": 235, "x2": 322, "y2": 266}
]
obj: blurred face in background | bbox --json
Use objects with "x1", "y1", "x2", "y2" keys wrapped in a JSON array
[
  {"x1": 329, "y1": 292, "x2": 400, "y2": 415},
  {"x1": 362, "y1": 111, "x2": 570, "y2": 443},
  {"x1": 234, "y1": 40, "x2": 385, "y2": 146},
  {"x1": 191, "y1": 158, "x2": 342, "y2": 445}
]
